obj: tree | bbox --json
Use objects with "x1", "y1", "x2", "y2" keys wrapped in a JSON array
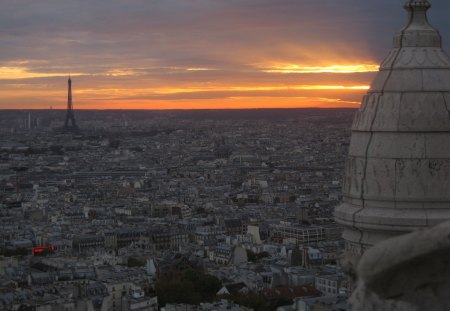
[
  {"x1": 127, "y1": 257, "x2": 146, "y2": 267},
  {"x1": 0, "y1": 248, "x2": 29, "y2": 257},
  {"x1": 156, "y1": 269, "x2": 222, "y2": 307},
  {"x1": 225, "y1": 292, "x2": 269, "y2": 311}
]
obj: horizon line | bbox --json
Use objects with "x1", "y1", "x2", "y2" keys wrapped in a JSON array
[{"x1": 0, "y1": 107, "x2": 358, "y2": 111}]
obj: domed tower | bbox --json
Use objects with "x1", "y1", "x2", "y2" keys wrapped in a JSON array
[{"x1": 335, "y1": 0, "x2": 450, "y2": 255}]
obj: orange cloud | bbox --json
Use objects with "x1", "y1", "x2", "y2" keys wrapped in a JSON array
[
  {"x1": 0, "y1": 59, "x2": 373, "y2": 109},
  {"x1": 0, "y1": 66, "x2": 85, "y2": 80},
  {"x1": 262, "y1": 64, "x2": 379, "y2": 74}
]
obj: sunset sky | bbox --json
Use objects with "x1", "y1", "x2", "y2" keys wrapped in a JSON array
[{"x1": 1, "y1": 0, "x2": 449, "y2": 110}]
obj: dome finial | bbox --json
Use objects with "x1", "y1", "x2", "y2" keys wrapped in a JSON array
[
  {"x1": 393, "y1": 0, "x2": 440, "y2": 48},
  {"x1": 404, "y1": 0, "x2": 431, "y2": 10},
  {"x1": 403, "y1": 0, "x2": 432, "y2": 28}
]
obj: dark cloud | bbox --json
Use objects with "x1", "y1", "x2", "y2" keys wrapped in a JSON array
[{"x1": 4, "y1": 0, "x2": 450, "y2": 66}]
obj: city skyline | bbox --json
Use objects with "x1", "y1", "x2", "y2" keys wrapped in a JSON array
[{"x1": 1, "y1": 0, "x2": 450, "y2": 110}]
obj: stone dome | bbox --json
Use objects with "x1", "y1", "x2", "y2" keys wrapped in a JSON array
[{"x1": 335, "y1": 0, "x2": 450, "y2": 255}]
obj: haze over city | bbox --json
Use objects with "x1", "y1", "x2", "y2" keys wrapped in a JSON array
[{"x1": 1, "y1": 0, "x2": 450, "y2": 110}]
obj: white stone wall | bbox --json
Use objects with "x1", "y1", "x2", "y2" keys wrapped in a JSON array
[{"x1": 335, "y1": 0, "x2": 450, "y2": 254}]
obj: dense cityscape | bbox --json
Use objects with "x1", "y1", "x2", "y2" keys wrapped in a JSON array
[
  {"x1": 2, "y1": 0, "x2": 450, "y2": 310},
  {"x1": 0, "y1": 109, "x2": 353, "y2": 311}
]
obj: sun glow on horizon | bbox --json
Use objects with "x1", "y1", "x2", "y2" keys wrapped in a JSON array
[
  {"x1": 262, "y1": 64, "x2": 380, "y2": 74},
  {"x1": 42, "y1": 96, "x2": 362, "y2": 110},
  {"x1": 0, "y1": 61, "x2": 373, "y2": 109},
  {"x1": 129, "y1": 85, "x2": 370, "y2": 95},
  {"x1": 64, "y1": 84, "x2": 369, "y2": 99}
]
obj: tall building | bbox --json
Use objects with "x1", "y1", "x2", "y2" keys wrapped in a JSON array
[
  {"x1": 64, "y1": 76, "x2": 79, "y2": 132},
  {"x1": 335, "y1": 0, "x2": 450, "y2": 256},
  {"x1": 27, "y1": 112, "x2": 31, "y2": 130}
]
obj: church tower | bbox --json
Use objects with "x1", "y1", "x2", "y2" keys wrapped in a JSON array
[{"x1": 335, "y1": 0, "x2": 450, "y2": 255}]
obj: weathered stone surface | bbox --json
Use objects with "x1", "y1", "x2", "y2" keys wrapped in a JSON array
[
  {"x1": 349, "y1": 220, "x2": 450, "y2": 311},
  {"x1": 342, "y1": 157, "x2": 450, "y2": 201},
  {"x1": 335, "y1": 0, "x2": 450, "y2": 255},
  {"x1": 366, "y1": 133, "x2": 426, "y2": 158},
  {"x1": 352, "y1": 92, "x2": 450, "y2": 132},
  {"x1": 425, "y1": 132, "x2": 450, "y2": 157},
  {"x1": 381, "y1": 48, "x2": 450, "y2": 69}
]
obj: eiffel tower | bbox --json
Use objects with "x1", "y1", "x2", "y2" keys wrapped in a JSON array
[{"x1": 63, "y1": 75, "x2": 79, "y2": 132}]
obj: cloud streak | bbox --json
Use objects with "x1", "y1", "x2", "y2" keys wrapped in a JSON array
[{"x1": 0, "y1": 0, "x2": 449, "y2": 109}]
